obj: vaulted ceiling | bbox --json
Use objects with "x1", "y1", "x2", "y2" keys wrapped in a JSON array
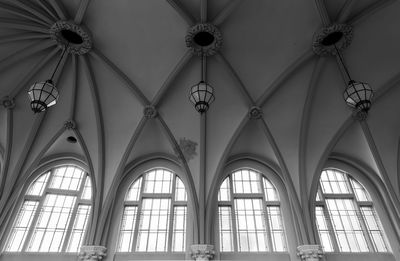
[{"x1": 0, "y1": 0, "x2": 399, "y2": 210}]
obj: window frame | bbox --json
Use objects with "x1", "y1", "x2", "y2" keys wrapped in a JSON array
[
  {"x1": 311, "y1": 158, "x2": 400, "y2": 257},
  {"x1": 109, "y1": 158, "x2": 195, "y2": 260},
  {"x1": 213, "y1": 159, "x2": 297, "y2": 260},
  {"x1": 116, "y1": 168, "x2": 187, "y2": 252},
  {"x1": 1, "y1": 162, "x2": 93, "y2": 254}
]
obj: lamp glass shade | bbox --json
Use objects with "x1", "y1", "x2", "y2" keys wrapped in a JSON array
[
  {"x1": 343, "y1": 80, "x2": 373, "y2": 112},
  {"x1": 28, "y1": 80, "x2": 59, "y2": 113},
  {"x1": 189, "y1": 81, "x2": 215, "y2": 113}
]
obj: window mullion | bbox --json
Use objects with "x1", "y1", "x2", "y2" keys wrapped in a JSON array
[
  {"x1": 228, "y1": 175, "x2": 238, "y2": 252},
  {"x1": 21, "y1": 168, "x2": 55, "y2": 251},
  {"x1": 167, "y1": 174, "x2": 176, "y2": 252},
  {"x1": 131, "y1": 175, "x2": 146, "y2": 252}
]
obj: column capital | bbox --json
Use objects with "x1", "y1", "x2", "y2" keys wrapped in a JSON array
[
  {"x1": 190, "y1": 244, "x2": 215, "y2": 261},
  {"x1": 79, "y1": 245, "x2": 107, "y2": 261},
  {"x1": 297, "y1": 245, "x2": 324, "y2": 261}
]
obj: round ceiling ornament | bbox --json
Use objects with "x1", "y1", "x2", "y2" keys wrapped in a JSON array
[
  {"x1": 185, "y1": 23, "x2": 222, "y2": 56},
  {"x1": 312, "y1": 24, "x2": 353, "y2": 56},
  {"x1": 50, "y1": 20, "x2": 93, "y2": 55}
]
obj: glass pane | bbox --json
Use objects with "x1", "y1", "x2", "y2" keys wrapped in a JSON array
[
  {"x1": 49, "y1": 166, "x2": 84, "y2": 191},
  {"x1": 350, "y1": 179, "x2": 370, "y2": 202},
  {"x1": 232, "y1": 169, "x2": 261, "y2": 194},
  {"x1": 267, "y1": 206, "x2": 286, "y2": 251},
  {"x1": 81, "y1": 177, "x2": 92, "y2": 200},
  {"x1": 5, "y1": 201, "x2": 39, "y2": 252},
  {"x1": 66, "y1": 205, "x2": 91, "y2": 252},
  {"x1": 218, "y1": 206, "x2": 234, "y2": 252},
  {"x1": 144, "y1": 169, "x2": 173, "y2": 194},
  {"x1": 27, "y1": 194, "x2": 76, "y2": 252},
  {"x1": 325, "y1": 199, "x2": 368, "y2": 252},
  {"x1": 234, "y1": 199, "x2": 269, "y2": 252},
  {"x1": 117, "y1": 206, "x2": 138, "y2": 252},
  {"x1": 125, "y1": 178, "x2": 142, "y2": 201},
  {"x1": 175, "y1": 177, "x2": 187, "y2": 202},
  {"x1": 361, "y1": 207, "x2": 389, "y2": 252},
  {"x1": 172, "y1": 206, "x2": 186, "y2": 252},
  {"x1": 320, "y1": 169, "x2": 350, "y2": 194},
  {"x1": 263, "y1": 177, "x2": 278, "y2": 201},
  {"x1": 27, "y1": 173, "x2": 50, "y2": 196},
  {"x1": 218, "y1": 177, "x2": 230, "y2": 201},
  {"x1": 136, "y1": 198, "x2": 171, "y2": 252}
]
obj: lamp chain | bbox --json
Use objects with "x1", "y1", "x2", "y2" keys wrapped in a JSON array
[
  {"x1": 334, "y1": 44, "x2": 352, "y2": 82},
  {"x1": 50, "y1": 43, "x2": 69, "y2": 81},
  {"x1": 201, "y1": 54, "x2": 207, "y2": 82}
]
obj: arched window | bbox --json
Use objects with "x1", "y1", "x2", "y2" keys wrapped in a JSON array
[
  {"x1": 218, "y1": 168, "x2": 286, "y2": 252},
  {"x1": 4, "y1": 165, "x2": 92, "y2": 252},
  {"x1": 315, "y1": 168, "x2": 390, "y2": 252},
  {"x1": 116, "y1": 168, "x2": 187, "y2": 252}
]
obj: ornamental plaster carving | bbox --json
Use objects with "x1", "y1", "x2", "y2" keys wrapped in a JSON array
[
  {"x1": 248, "y1": 106, "x2": 263, "y2": 119},
  {"x1": 173, "y1": 138, "x2": 198, "y2": 162},
  {"x1": 79, "y1": 245, "x2": 106, "y2": 261},
  {"x1": 185, "y1": 23, "x2": 222, "y2": 56},
  {"x1": 143, "y1": 105, "x2": 158, "y2": 119},
  {"x1": 64, "y1": 120, "x2": 77, "y2": 130},
  {"x1": 1, "y1": 96, "x2": 15, "y2": 109},
  {"x1": 50, "y1": 20, "x2": 92, "y2": 55},
  {"x1": 297, "y1": 245, "x2": 324, "y2": 261},
  {"x1": 312, "y1": 24, "x2": 353, "y2": 56},
  {"x1": 190, "y1": 244, "x2": 215, "y2": 261}
]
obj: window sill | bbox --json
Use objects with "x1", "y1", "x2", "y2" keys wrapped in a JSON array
[
  {"x1": 114, "y1": 252, "x2": 186, "y2": 260},
  {"x1": 220, "y1": 252, "x2": 290, "y2": 261},
  {"x1": 324, "y1": 252, "x2": 395, "y2": 261}
]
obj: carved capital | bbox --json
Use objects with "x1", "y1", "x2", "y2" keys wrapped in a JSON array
[
  {"x1": 248, "y1": 106, "x2": 263, "y2": 119},
  {"x1": 297, "y1": 245, "x2": 324, "y2": 261},
  {"x1": 143, "y1": 105, "x2": 158, "y2": 119},
  {"x1": 64, "y1": 120, "x2": 77, "y2": 130},
  {"x1": 79, "y1": 245, "x2": 106, "y2": 261},
  {"x1": 1, "y1": 96, "x2": 15, "y2": 109},
  {"x1": 191, "y1": 244, "x2": 215, "y2": 261}
]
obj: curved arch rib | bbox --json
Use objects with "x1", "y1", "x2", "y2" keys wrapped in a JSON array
[
  {"x1": 165, "y1": 0, "x2": 196, "y2": 26},
  {"x1": 74, "y1": 0, "x2": 91, "y2": 24}
]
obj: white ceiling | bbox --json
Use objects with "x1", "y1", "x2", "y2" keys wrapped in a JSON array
[{"x1": 0, "y1": 0, "x2": 400, "y2": 206}]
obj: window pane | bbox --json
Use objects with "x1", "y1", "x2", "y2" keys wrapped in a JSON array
[
  {"x1": 175, "y1": 177, "x2": 187, "y2": 202},
  {"x1": 66, "y1": 205, "x2": 91, "y2": 252},
  {"x1": 49, "y1": 166, "x2": 84, "y2": 191},
  {"x1": 267, "y1": 206, "x2": 286, "y2": 251},
  {"x1": 350, "y1": 179, "x2": 370, "y2": 202},
  {"x1": 325, "y1": 199, "x2": 369, "y2": 252},
  {"x1": 234, "y1": 199, "x2": 268, "y2": 252},
  {"x1": 27, "y1": 194, "x2": 76, "y2": 252},
  {"x1": 136, "y1": 198, "x2": 171, "y2": 252},
  {"x1": 144, "y1": 169, "x2": 173, "y2": 194},
  {"x1": 5, "y1": 201, "x2": 39, "y2": 252},
  {"x1": 320, "y1": 169, "x2": 350, "y2": 194},
  {"x1": 117, "y1": 206, "x2": 138, "y2": 252},
  {"x1": 27, "y1": 173, "x2": 50, "y2": 196},
  {"x1": 81, "y1": 177, "x2": 92, "y2": 200},
  {"x1": 219, "y1": 206, "x2": 234, "y2": 252},
  {"x1": 125, "y1": 178, "x2": 142, "y2": 201},
  {"x1": 232, "y1": 170, "x2": 261, "y2": 194},
  {"x1": 218, "y1": 177, "x2": 230, "y2": 201},
  {"x1": 361, "y1": 207, "x2": 389, "y2": 252},
  {"x1": 172, "y1": 206, "x2": 186, "y2": 252},
  {"x1": 263, "y1": 177, "x2": 278, "y2": 201}
]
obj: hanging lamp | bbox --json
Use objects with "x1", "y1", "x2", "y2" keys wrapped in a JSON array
[
  {"x1": 28, "y1": 44, "x2": 69, "y2": 113},
  {"x1": 189, "y1": 55, "x2": 215, "y2": 113},
  {"x1": 333, "y1": 44, "x2": 373, "y2": 113}
]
